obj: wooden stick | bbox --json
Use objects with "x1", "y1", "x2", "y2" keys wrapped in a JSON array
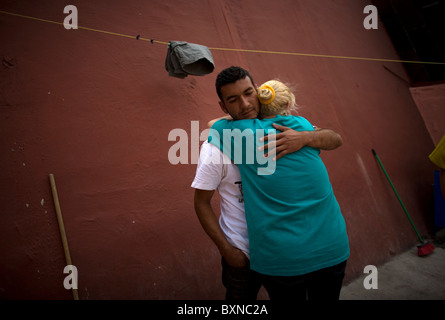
[{"x1": 49, "y1": 173, "x2": 79, "y2": 300}]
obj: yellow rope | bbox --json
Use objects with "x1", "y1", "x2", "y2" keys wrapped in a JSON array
[
  {"x1": 0, "y1": 10, "x2": 168, "y2": 45},
  {"x1": 1, "y1": 10, "x2": 445, "y2": 65},
  {"x1": 206, "y1": 46, "x2": 443, "y2": 64}
]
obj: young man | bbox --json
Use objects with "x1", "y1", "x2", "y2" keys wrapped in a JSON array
[{"x1": 191, "y1": 66, "x2": 343, "y2": 300}]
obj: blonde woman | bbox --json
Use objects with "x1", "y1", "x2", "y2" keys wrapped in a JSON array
[{"x1": 208, "y1": 76, "x2": 350, "y2": 301}]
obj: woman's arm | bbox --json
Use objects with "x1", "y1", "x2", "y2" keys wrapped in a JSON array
[{"x1": 207, "y1": 115, "x2": 233, "y2": 128}]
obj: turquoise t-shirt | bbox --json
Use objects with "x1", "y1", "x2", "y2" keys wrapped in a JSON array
[{"x1": 209, "y1": 115, "x2": 350, "y2": 276}]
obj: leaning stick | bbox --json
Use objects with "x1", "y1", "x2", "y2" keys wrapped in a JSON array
[{"x1": 49, "y1": 173, "x2": 79, "y2": 300}]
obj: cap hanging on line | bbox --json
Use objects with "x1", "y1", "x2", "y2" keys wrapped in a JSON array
[{"x1": 165, "y1": 41, "x2": 215, "y2": 79}]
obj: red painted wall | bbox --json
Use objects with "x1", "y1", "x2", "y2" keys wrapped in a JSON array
[
  {"x1": 410, "y1": 84, "x2": 445, "y2": 145},
  {"x1": 0, "y1": 0, "x2": 440, "y2": 299}
]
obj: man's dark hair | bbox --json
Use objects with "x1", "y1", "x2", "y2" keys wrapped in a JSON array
[{"x1": 215, "y1": 66, "x2": 255, "y2": 101}]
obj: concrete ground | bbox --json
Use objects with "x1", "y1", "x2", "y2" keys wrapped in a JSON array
[{"x1": 340, "y1": 233, "x2": 445, "y2": 300}]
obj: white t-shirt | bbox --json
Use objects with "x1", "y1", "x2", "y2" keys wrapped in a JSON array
[{"x1": 191, "y1": 141, "x2": 249, "y2": 258}]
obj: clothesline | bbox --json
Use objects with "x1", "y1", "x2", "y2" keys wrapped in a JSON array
[{"x1": 1, "y1": 9, "x2": 445, "y2": 66}]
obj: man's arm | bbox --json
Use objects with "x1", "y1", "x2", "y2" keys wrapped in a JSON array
[
  {"x1": 307, "y1": 127, "x2": 343, "y2": 150},
  {"x1": 194, "y1": 189, "x2": 248, "y2": 267},
  {"x1": 260, "y1": 123, "x2": 343, "y2": 160}
]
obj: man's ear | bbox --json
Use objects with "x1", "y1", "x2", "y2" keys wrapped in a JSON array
[{"x1": 219, "y1": 101, "x2": 229, "y2": 114}]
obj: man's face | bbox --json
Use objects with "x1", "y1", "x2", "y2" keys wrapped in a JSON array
[{"x1": 218, "y1": 77, "x2": 260, "y2": 120}]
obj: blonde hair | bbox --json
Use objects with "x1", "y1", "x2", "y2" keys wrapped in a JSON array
[{"x1": 257, "y1": 79, "x2": 298, "y2": 118}]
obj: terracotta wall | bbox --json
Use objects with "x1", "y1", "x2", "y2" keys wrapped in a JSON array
[
  {"x1": 0, "y1": 0, "x2": 439, "y2": 299},
  {"x1": 410, "y1": 84, "x2": 445, "y2": 146}
]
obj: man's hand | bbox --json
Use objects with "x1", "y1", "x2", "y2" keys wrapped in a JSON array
[
  {"x1": 259, "y1": 124, "x2": 313, "y2": 160},
  {"x1": 221, "y1": 245, "x2": 249, "y2": 268},
  {"x1": 260, "y1": 123, "x2": 342, "y2": 160}
]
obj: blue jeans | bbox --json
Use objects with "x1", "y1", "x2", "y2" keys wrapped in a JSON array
[
  {"x1": 258, "y1": 260, "x2": 347, "y2": 301},
  {"x1": 221, "y1": 258, "x2": 263, "y2": 301}
]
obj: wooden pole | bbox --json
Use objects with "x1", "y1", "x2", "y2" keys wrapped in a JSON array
[{"x1": 49, "y1": 173, "x2": 79, "y2": 300}]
